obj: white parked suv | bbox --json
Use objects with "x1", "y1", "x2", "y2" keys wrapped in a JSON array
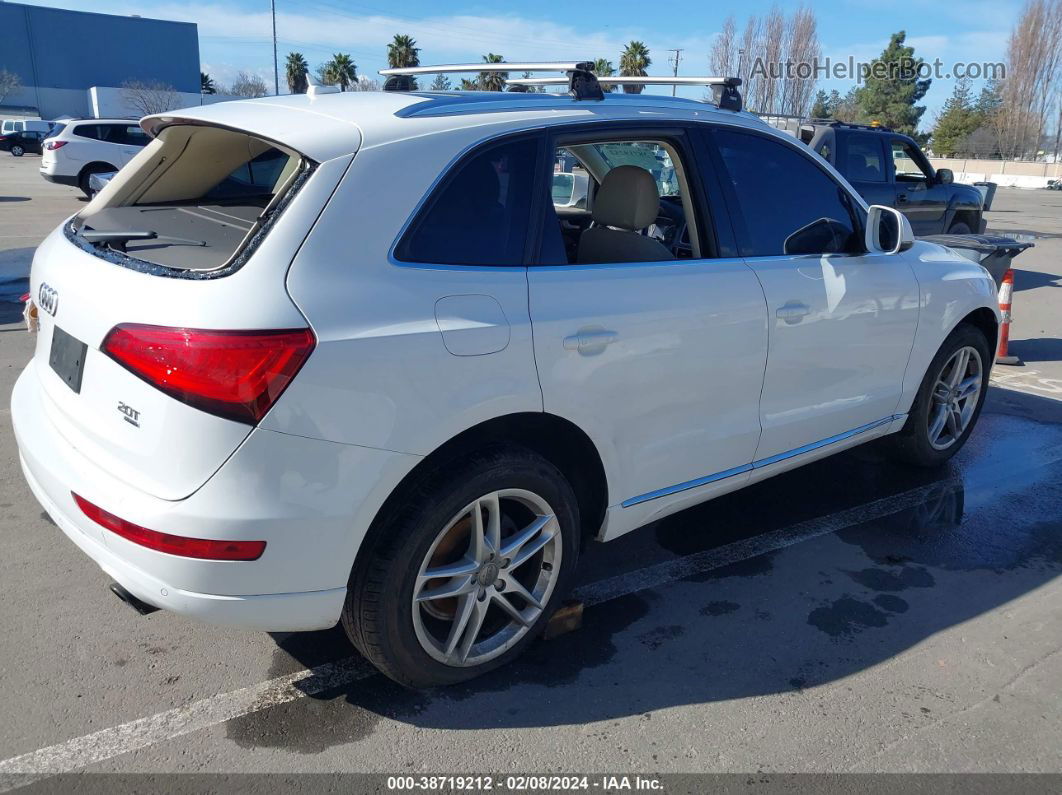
[
  {"x1": 12, "y1": 65, "x2": 999, "y2": 687},
  {"x1": 39, "y1": 118, "x2": 150, "y2": 196}
]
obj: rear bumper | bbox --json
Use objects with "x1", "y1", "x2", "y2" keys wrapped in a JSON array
[
  {"x1": 40, "y1": 171, "x2": 78, "y2": 187},
  {"x1": 12, "y1": 359, "x2": 419, "y2": 631},
  {"x1": 19, "y1": 454, "x2": 346, "y2": 630}
]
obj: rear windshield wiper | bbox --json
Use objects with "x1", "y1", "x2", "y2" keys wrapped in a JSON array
[
  {"x1": 80, "y1": 229, "x2": 206, "y2": 248},
  {"x1": 80, "y1": 229, "x2": 157, "y2": 244}
]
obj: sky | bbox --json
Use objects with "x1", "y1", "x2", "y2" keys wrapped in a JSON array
[{"x1": 17, "y1": 0, "x2": 1023, "y2": 126}]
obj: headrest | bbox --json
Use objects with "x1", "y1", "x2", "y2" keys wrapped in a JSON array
[{"x1": 592, "y1": 165, "x2": 660, "y2": 231}]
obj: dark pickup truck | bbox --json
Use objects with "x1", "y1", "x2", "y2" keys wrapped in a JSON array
[{"x1": 798, "y1": 121, "x2": 986, "y2": 236}]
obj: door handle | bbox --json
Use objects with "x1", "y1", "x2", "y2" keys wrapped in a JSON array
[
  {"x1": 896, "y1": 193, "x2": 908, "y2": 204},
  {"x1": 563, "y1": 328, "x2": 619, "y2": 355},
  {"x1": 776, "y1": 301, "x2": 811, "y2": 324}
]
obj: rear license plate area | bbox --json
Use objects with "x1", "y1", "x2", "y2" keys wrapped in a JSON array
[{"x1": 49, "y1": 326, "x2": 88, "y2": 394}]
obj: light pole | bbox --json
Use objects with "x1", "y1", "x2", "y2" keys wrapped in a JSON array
[
  {"x1": 667, "y1": 49, "x2": 683, "y2": 96},
  {"x1": 271, "y1": 0, "x2": 279, "y2": 95}
]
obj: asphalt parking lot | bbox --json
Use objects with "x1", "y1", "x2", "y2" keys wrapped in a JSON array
[{"x1": 1, "y1": 152, "x2": 1061, "y2": 783}]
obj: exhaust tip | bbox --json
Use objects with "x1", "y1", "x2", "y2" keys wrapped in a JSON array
[{"x1": 109, "y1": 582, "x2": 160, "y2": 616}]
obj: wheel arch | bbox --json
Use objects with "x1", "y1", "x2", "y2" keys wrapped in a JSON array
[
  {"x1": 957, "y1": 306, "x2": 999, "y2": 353},
  {"x1": 356, "y1": 412, "x2": 610, "y2": 574},
  {"x1": 77, "y1": 161, "x2": 118, "y2": 184}
]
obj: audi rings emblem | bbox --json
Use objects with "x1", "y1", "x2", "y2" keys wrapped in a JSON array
[{"x1": 38, "y1": 283, "x2": 58, "y2": 317}]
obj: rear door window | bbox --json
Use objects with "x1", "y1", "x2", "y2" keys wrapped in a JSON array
[
  {"x1": 396, "y1": 137, "x2": 539, "y2": 266},
  {"x1": 73, "y1": 124, "x2": 105, "y2": 141},
  {"x1": 845, "y1": 135, "x2": 886, "y2": 182},
  {"x1": 119, "y1": 125, "x2": 150, "y2": 146}
]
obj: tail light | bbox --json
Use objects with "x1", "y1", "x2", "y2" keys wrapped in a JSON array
[
  {"x1": 44, "y1": 140, "x2": 67, "y2": 150},
  {"x1": 102, "y1": 324, "x2": 315, "y2": 424},
  {"x1": 73, "y1": 493, "x2": 266, "y2": 560}
]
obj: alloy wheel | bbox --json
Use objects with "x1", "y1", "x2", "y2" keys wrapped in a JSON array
[
  {"x1": 411, "y1": 489, "x2": 562, "y2": 667},
  {"x1": 927, "y1": 345, "x2": 983, "y2": 450}
]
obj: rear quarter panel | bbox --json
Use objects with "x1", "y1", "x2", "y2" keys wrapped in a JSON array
[{"x1": 272, "y1": 129, "x2": 543, "y2": 455}]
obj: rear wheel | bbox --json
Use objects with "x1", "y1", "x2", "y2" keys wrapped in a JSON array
[
  {"x1": 947, "y1": 220, "x2": 972, "y2": 234},
  {"x1": 343, "y1": 446, "x2": 580, "y2": 688},
  {"x1": 11, "y1": 145, "x2": 24, "y2": 157},
  {"x1": 78, "y1": 164, "x2": 115, "y2": 197},
  {"x1": 883, "y1": 323, "x2": 990, "y2": 467}
]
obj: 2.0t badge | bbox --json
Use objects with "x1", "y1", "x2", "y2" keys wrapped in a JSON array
[
  {"x1": 38, "y1": 283, "x2": 58, "y2": 317},
  {"x1": 117, "y1": 402, "x2": 141, "y2": 428}
]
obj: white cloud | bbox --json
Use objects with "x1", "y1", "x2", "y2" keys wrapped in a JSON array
[{"x1": 22, "y1": 1, "x2": 718, "y2": 73}]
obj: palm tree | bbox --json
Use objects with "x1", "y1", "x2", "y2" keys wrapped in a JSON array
[
  {"x1": 285, "y1": 52, "x2": 309, "y2": 94},
  {"x1": 200, "y1": 72, "x2": 216, "y2": 94},
  {"x1": 593, "y1": 58, "x2": 616, "y2": 93},
  {"x1": 387, "y1": 34, "x2": 420, "y2": 90},
  {"x1": 479, "y1": 53, "x2": 507, "y2": 92},
  {"x1": 323, "y1": 53, "x2": 357, "y2": 92},
  {"x1": 619, "y1": 41, "x2": 651, "y2": 94},
  {"x1": 387, "y1": 34, "x2": 420, "y2": 68},
  {"x1": 459, "y1": 78, "x2": 479, "y2": 91},
  {"x1": 517, "y1": 71, "x2": 540, "y2": 93}
]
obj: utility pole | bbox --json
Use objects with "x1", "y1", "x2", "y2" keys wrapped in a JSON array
[
  {"x1": 667, "y1": 49, "x2": 683, "y2": 96},
  {"x1": 271, "y1": 0, "x2": 279, "y2": 95}
]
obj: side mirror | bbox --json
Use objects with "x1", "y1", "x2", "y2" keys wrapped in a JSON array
[
  {"x1": 866, "y1": 205, "x2": 914, "y2": 254},
  {"x1": 937, "y1": 168, "x2": 954, "y2": 185}
]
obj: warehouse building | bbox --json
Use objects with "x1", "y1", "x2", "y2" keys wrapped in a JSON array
[{"x1": 0, "y1": 2, "x2": 200, "y2": 119}]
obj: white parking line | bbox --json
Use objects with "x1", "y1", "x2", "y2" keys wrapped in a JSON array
[{"x1": 0, "y1": 473, "x2": 991, "y2": 785}]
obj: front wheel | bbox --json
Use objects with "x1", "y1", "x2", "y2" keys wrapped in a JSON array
[
  {"x1": 343, "y1": 446, "x2": 580, "y2": 688},
  {"x1": 11, "y1": 145, "x2": 24, "y2": 157},
  {"x1": 947, "y1": 220, "x2": 972, "y2": 235},
  {"x1": 883, "y1": 323, "x2": 990, "y2": 467}
]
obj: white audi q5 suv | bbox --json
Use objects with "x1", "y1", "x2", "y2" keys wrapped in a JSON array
[{"x1": 12, "y1": 66, "x2": 999, "y2": 687}]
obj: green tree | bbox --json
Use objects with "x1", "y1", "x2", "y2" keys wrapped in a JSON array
[
  {"x1": 323, "y1": 53, "x2": 357, "y2": 91},
  {"x1": 930, "y1": 78, "x2": 980, "y2": 156},
  {"x1": 853, "y1": 31, "x2": 931, "y2": 135},
  {"x1": 809, "y1": 89, "x2": 830, "y2": 118},
  {"x1": 619, "y1": 41, "x2": 651, "y2": 94},
  {"x1": 387, "y1": 34, "x2": 420, "y2": 90},
  {"x1": 479, "y1": 53, "x2": 507, "y2": 91},
  {"x1": 430, "y1": 73, "x2": 452, "y2": 91},
  {"x1": 516, "y1": 71, "x2": 541, "y2": 93},
  {"x1": 459, "y1": 78, "x2": 479, "y2": 91},
  {"x1": 387, "y1": 34, "x2": 420, "y2": 68},
  {"x1": 285, "y1": 52, "x2": 309, "y2": 94},
  {"x1": 593, "y1": 58, "x2": 616, "y2": 93},
  {"x1": 975, "y1": 78, "x2": 1004, "y2": 117},
  {"x1": 832, "y1": 88, "x2": 862, "y2": 123},
  {"x1": 200, "y1": 72, "x2": 216, "y2": 94}
]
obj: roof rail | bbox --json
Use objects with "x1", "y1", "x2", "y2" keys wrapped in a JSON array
[
  {"x1": 507, "y1": 75, "x2": 742, "y2": 111},
  {"x1": 380, "y1": 61, "x2": 605, "y2": 100}
]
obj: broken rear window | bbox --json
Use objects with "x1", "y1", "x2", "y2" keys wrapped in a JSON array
[{"x1": 70, "y1": 124, "x2": 308, "y2": 274}]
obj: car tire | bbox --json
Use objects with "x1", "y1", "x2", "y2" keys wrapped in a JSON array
[
  {"x1": 947, "y1": 220, "x2": 972, "y2": 234},
  {"x1": 11, "y1": 145, "x2": 24, "y2": 157},
  {"x1": 883, "y1": 323, "x2": 991, "y2": 467},
  {"x1": 78, "y1": 164, "x2": 115, "y2": 198},
  {"x1": 342, "y1": 445, "x2": 580, "y2": 688}
]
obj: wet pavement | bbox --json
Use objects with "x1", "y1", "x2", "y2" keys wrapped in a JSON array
[{"x1": 1, "y1": 375, "x2": 1059, "y2": 776}]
